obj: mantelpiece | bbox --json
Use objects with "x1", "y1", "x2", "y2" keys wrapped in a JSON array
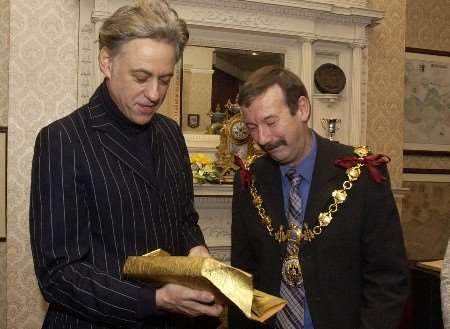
[
  {"x1": 78, "y1": 0, "x2": 384, "y2": 262},
  {"x1": 193, "y1": 183, "x2": 232, "y2": 263},
  {"x1": 194, "y1": 183, "x2": 233, "y2": 197},
  {"x1": 79, "y1": 0, "x2": 383, "y2": 149}
]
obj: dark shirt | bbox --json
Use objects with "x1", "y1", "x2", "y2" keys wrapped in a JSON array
[{"x1": 100, "y1": 82, "x2": 155, "y2": 175}]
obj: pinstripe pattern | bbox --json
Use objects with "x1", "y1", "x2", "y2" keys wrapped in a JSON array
[
  {"x1": 30, "y1": 84, "x2": 205, "y2": 328},
  {"x1": 276, "y1": 168, "x2": 305, "y2": 329}
]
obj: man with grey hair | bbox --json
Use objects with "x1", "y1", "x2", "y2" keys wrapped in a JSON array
[{"x1": 29, "y1": 1, "x2": 222, "y2": 328}]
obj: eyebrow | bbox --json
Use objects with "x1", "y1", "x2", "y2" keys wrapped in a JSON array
[
  {"x1": 248, "y1": 116, "x2": 276, "y2": 126},
  {"x1": 263, "y1": 114, "x2": 277, "y2": 121},
  {"x1": 130, "y1": 69, "x2": 174, "y2": 78},
  {"x1": 245, "y1": 115, "x2": 278, "y2": 126}
]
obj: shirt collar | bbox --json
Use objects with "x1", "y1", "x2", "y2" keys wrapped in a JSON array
[
  {"x1": 280, "y1": 130, "x2": 317, "y2": 183},
  {"x1": 100, "y1": 79, "x2": 153, "y2": 134}
]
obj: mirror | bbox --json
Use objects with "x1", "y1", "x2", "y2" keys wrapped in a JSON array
[{"x1": 181, "y1": 46, "x2": 284, "y2": 134}]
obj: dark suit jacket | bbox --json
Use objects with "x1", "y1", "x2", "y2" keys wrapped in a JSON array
[
  {"x1": 229, "y1": 134, "x2": 409, "y2": 329},
  {"x1": 30, "y1": 85, "x2": 209, "y2": 329}
]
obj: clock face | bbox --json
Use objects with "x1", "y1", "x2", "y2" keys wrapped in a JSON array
[{"x1": 230, "y1": 120, "x2": 249, "y2": 143}]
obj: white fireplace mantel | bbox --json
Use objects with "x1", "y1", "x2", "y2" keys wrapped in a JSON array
[
  {"x1": 80, "y1": 0, "x2": 383, "y2": 148},
  {"x1": 194, "y1": 183, "x2": 233, "y2": 196},
  {"x1": 171, "y1": 0, "x2": 383, "y2": 41},
  {"x1": 79, "y1": 0, "x2": 384, "y2": 261}
]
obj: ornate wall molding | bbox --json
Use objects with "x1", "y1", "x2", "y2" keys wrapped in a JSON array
[
  {"x1": 184, "y1": 133, "x2": 220, "y2": 155},
  {"x1": 78, "y1": 0, "x2": 385, "y2": 254},
  {"x1": 209, "y1": 246, "x2": 231, "y2": 264},
  {"x1": 195, "y1": 196, "x2": 232, "y2": 249},
  {"x1": 349, "y1": 44, "x2": 363, "y2": 146},
  {"x1": 158, "y1": 61, "x2": 181, "y2": 124},
  {"x1": 183, "y1": 67, "x2": 214, "y2": 75},
  {"x1": 172, "y1": 0, "x2": 382, "y2": 30},
  {"x1": 194, "y1": 184, "x2": 233, "y2": 197},
  {"x1": 359, "y1": 46, "x2": 369, "y2": 146},
  {"x1": 187, "y1": 28, "x2": 300, "y2": 73},
  {"x1": 80, "y1": 0, "x2": 382, "y2": 147},
  {"x1": 78, "y1": 23, "x2": 95, "y2": 105}
]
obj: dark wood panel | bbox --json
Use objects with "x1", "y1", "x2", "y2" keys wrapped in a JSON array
[
  {"x1": 404, "y1": 149, "x2": 450, "y2": 157},
  {"x1": 406, "y1": 47, "x2": 450, "y2": 57},
  {"x1": 403, "y1": 168, "x2": 450, "y2": 175}
]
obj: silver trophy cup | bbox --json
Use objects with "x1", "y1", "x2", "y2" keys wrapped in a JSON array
[{"x1": 321, "y1": 118, "x2": 341, "y2": 141}]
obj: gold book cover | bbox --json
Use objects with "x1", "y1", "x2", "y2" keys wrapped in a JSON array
[{"x1": 122, "y1": 249, "x2": 286, "y2": 323}]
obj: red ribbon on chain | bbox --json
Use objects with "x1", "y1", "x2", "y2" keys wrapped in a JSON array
[
  {"x1": 334, "y1": 153, "x2": 391, "y2": 183},
  {"x1": 234, "y1": 156, "x2": 252, "y2": 190}
]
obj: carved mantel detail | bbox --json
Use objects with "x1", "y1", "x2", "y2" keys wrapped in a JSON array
[
  {"x1": 79, "y1": 0, "x2": 383, "y2": 147},
  {"x1": 171, "y1": 0, "x2": 382, "y2": 29},
  {"x1": 78, "y1": 0, "x2": 385, "y2": 254}
]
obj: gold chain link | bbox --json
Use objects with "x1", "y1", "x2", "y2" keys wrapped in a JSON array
[{"x1": 247, "y1": 153, "x2": 366, "y2": 247}]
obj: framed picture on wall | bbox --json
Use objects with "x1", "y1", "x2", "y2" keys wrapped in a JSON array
[
  {"x1": 404, "y1": 48, "x2": 450, "y2": 153},
  {"x1": 187, "y1": 114, "x2": 200, "y2": 129}
]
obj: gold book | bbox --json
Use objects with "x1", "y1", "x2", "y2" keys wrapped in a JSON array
[{"x1": 122, "y1": 249, "x2": 286, "y2": 323}]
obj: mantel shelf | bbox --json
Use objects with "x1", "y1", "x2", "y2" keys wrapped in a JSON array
[
  {"x1": 194, "y1": 183, "x2": 233, "y2": 196},
  {"x1": 313, "y1": 93, "x2": 343, "y2": 104}
]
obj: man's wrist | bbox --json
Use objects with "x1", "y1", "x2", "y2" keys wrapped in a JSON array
[{"x1": 188, "y1": 245, "x2": 210, "y2": 257}]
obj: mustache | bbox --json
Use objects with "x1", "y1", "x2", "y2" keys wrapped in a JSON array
[{"x1": 261, "y1": 139, "x2": 287, "y2": 152}]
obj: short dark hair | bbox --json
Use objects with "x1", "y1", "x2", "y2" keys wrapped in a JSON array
[
  {"x1": 238, "y1": 65, "x2": 309, "y2": 115},
  {"x1": 98, "y1": 0, "x2": 189, "y2": 61}
]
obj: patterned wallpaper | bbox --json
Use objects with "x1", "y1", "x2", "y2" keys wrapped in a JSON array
[
  {"x1": 402, "y1": 181, "x2": 450, "y2": 260},
  {"x1": 367, "y1": 0, "x2": 406, "y2": 188},
  {"x1": 404, "y1": 0, "x2": 450, "y2": 170},
  {"x1": 182, "y1": 70, "x2": 213, "y2": 133},
  {"x1": 2, "y1": 0, "x2": 448, "y2": 328},
  {"x1": 0, "y1": 0, "x2": 9, "y2": 126},
  {"x1": 366, "y1": 0, "x2": 450, "y2": 262},
  {"x1": 406, "y1": 0, "x2": 450, "y2": 52},
  {"x1": 0, "y1": 0, "x2": 9, "y2": 327},
  {"x1": 0, "y1": 243, "x2": 5, "y2": 329},
  {"x1": 401, "y1": 0, "x2": 450, "y2": 262},
  {"x1": 6, "y1": 0, "x2": 79, "y2": 328}
]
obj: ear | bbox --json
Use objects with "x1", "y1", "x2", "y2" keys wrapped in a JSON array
[
  {"x1": 297, "y1": 96, "x2": 311, "y2": 122},
  {"x1": 98, "y1": 47, "x2": 113, "y2": 79}
]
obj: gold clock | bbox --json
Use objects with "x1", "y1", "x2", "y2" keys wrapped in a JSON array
[{"x1": 228, "y1": 113, "x2": 249, "y2": 145}]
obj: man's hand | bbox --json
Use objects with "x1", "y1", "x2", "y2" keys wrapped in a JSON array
[
  {"x1": 188, "y1": 245, "x2": 210, "y2": 257},
  {"x1": 156, "y1": 283, "x2": 223, "y2": 317}
]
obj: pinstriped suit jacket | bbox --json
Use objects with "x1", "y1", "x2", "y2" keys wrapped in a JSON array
[{"x1": 30, "y1": 85, "x2": 207, "y2": 329}]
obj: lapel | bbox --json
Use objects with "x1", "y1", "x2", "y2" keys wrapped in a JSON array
[
  {"x1": 148, "y1": 117, "x2": 171, "y2": 192},
  {"x1": 303, "y1": 134, "x2": 346, "y2": 228},
  {"x1": 87, "y1": 88, "x2": 159, "y2": 190},
  {"x1": 253, "y1": 155, "x2": 287, "y2": 229}
]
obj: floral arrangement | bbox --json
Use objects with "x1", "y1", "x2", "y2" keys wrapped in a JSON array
[{"x1": 190, "y1": 153, "x2": 222, "y2": 184}]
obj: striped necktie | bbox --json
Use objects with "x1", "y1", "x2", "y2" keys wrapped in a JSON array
[{"x1": 276, "y1": 168, "x2": 305, "y2": 329}]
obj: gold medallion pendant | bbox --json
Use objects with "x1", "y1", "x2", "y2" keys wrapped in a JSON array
[
  {"x1": 281, "y1": 254, "x2": 303, "y2": 287},
  {"x1": 244, "y1": 146, "x2": 380, "y2": 288}
]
